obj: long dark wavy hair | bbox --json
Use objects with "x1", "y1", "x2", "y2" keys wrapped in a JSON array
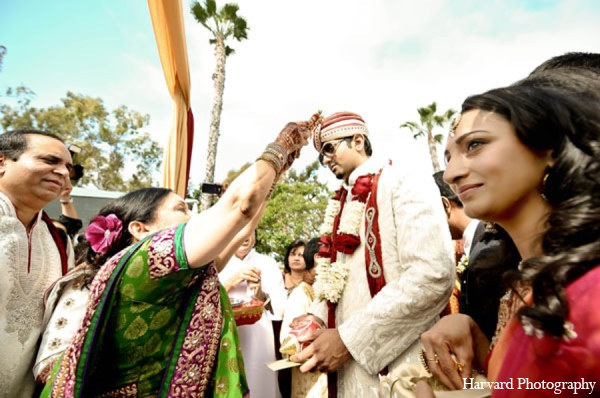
[
  {"x1": 82, "y1": 187, "x2": 173, "y2": 271},
  {"x1": 460, "y1": 70, "x2": 600, "y2": 338}
]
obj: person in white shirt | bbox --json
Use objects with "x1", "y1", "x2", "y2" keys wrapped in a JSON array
[{"x1": 219, "y1": 229, "x2": 288, "y2": 398}]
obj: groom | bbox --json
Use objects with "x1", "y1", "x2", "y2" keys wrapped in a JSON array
[{"x1": 291, "y1": 111, "x2": 455, "y2": 396}]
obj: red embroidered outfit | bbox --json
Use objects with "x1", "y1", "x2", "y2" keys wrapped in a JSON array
[{"x1": 488, "y1": 266, "x2": 600, "y2": 397}]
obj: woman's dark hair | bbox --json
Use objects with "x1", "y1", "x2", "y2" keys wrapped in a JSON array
[
  {"x1": 303, "y1": 237, "x2": 321, "y2": 271},
  {"x1": 461, "y1": 71, "x2": 600, "y2": 338},
  {"x1": 527, "y1": 52, "x2": 600, "y2": 76},
  {"x1": 283, "y1": 238, "x2": 307, "y2": 273},
  {"x1": 82, "y1": 187, "x2": 173, "y2": 270}
]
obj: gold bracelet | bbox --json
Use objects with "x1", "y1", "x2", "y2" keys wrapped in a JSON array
[
  {"x1": 257, "y1": 143, "x2": 286, "y2": 174},
  {"x1": 257, "y1": 153, "x2": 282, "y2": 174}
]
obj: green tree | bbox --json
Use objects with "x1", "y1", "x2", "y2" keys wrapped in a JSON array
[
  {"x1": 400, "y1": 102, "x2": 456, "y2": 172},
  {"x1": 191, "y1": 0, "x2": 249, "y2": 211},
  {"x1": 0, "y1": 89, "x2": 162, "y2": 191},
  {"x1": 191, "y1": 161, "x2": 331, "y2": 261},
  {"x1": 259, "y1": 161, "x2": 330, "y2": 261}
]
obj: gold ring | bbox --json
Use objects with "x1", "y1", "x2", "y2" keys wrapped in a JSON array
[
  {"x1": 426, "y1": 354, "x2": 439, "y2": 363},
  {"x1": 455, "y1": 362, "x2": 465, "y2": 372}
]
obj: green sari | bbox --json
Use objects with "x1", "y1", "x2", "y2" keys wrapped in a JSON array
[{"x1": 42, "y1": 224, "x2": 249, "y2": 397}]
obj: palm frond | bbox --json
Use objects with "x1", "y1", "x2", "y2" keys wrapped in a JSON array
[
  {"x1": 191, "y1": 1, "x2": 248, "y2": 54},
  {"x1": 191, "y1": 2, "x2": 212, "y2": 31},
  {"x1": 399, "y1": 121, "x2": 417, "y2": 130},
  {"x1": 400, "y1": 121, "x2": 425, "y2": 138},
  {"x1": 221, "y1": 3, "x2": 240, "y2": 20},
  {"x1": 233, "y1": 17, "x2": 249, "y2": 41},
  {"x1": 205, "y1": 0, "x2": 217, "y2": 17},
  {"x1": 443, "y1": 109, "x2": 457, "y2": 120}
]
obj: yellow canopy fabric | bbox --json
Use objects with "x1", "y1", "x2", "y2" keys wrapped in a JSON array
[{"x1": 148, "y1": 0, "x2": 194, "y2": 197}]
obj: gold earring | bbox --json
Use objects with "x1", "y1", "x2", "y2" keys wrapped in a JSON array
[{"x1": 541, "y1": 172, "x2": 550, "y2": 201}]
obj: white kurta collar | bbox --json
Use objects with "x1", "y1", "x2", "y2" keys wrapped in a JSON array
[
  {"x1": 0, "y1": 190, "x2": 44, "y2": 226},
  {"x1": 0, "y1": 191, "x2": 17, "y2": 217},
  {"x1": 343, "y1": 156, "x2": 388, "y2": 190}
]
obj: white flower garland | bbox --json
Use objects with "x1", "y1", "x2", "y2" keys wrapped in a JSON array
[
  {"x1": 314, "y1": 190, "x2": 367, "y2": 303},
  {"x1": 319, "y1": 199, "x2": 340, "y2": 235},
  {"x1": 313, "y1": 257, "x2": 350, "y2": 303},
  {"x1": 337, "y1": 201, "x2": 366, "y2": 235},
  {"x1": 456, "y1": 254, "x2": 469, "y2": 275}
]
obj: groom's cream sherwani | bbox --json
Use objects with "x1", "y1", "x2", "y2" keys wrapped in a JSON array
[{"x1": 310, "y1": 156, "x2": 455, "y2": 397}]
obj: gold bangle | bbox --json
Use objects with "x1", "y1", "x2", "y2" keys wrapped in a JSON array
[
  {"x1": 257, "y1": 153, "x2": 282, "y2": 174},
  {"x1": 257, "y1": 143, "x2": 286, "y2": 174}
]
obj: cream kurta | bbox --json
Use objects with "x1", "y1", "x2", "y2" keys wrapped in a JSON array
[
  {"x1": 281, "y1": 282, "x2": 327, "y2": 398},
  {"x1": 219, "y1": 249, "x2": 288, "y2": 398},
  {"x1": 0, "y1": 191, "x2": 73, "y2": 398},
  {"x1": 34, "y1": 266, "x2": 91, "y2": 381},
  {"x1": 310, "y1": 157, "x2": 455, "y2": 397}
]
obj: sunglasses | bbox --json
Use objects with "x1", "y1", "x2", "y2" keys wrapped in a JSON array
[
  {"x1": 321, "y1": 137, "x2": 353, "y2": 157},
  {"x1": 318, "y1": 138, "x2": 353, "y2": 165}
]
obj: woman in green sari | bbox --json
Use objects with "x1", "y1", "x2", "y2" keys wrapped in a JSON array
[{"x1": 41, "y1": 120, "x2": 312, "y2": 398}]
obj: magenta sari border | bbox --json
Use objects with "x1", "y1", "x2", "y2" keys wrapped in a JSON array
[{"x1": 163, "y1": 263, "x2": 223, "y2": 397}]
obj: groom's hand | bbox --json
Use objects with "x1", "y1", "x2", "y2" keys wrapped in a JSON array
[{"x1": 290, "y1": 328, "x2": 352, "y2": 373}]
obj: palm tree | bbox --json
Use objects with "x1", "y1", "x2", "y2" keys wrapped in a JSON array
[
  {"x1": 400, "y1": 102, "x2": 456, "y2": 172},
  {"x1": 191, "y1": 0, "x2": 248, "y2": 210}
]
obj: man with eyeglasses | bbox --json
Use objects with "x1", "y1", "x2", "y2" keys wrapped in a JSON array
[{"x1": 290, "y1": 111, "x2": 455, "y2": 396}]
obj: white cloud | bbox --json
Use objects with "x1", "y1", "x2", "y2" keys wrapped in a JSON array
[
  {"x1": 31, "y1": 0, "x2": 597, "y2": 191},
  {"x1": 173, "y1": 0, "x2": 598, "y2": 187}
]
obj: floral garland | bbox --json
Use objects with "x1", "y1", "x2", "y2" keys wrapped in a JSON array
[{"x1": 314, "y1": 175, "x2": 373, "y2": 303}]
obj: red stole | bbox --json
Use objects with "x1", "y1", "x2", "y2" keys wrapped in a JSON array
[{"x1": 42, "y1": 211, "x2": 69, "y2": 276}]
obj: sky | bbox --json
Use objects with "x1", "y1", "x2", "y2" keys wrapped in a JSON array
[{"x1": 2, "y1": 0, "x2": 600, "y2": 191}]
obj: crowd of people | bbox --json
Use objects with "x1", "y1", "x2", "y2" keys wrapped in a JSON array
[{"x1": 0, "y1": 51, "x2": 599, "y2": 398}]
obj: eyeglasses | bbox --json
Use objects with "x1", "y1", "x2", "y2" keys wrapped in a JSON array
[{"x1": 319, "y1": 138, "x2": 352, "y2": 165}]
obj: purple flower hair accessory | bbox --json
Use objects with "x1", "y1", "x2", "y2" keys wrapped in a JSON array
[{"x1": 85, "y1": 214, "x2": 123, "y2": 254}]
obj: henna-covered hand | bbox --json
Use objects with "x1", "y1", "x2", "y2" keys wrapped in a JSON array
[{"x1": 275, "y1": 121, "x2": 311, "y2": 173}]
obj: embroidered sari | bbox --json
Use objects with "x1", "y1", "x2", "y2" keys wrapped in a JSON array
[
  {"x1": 42, "y1": 224, "x2": 248, "y2": 398},
  {"x1": 487, "y1": 266, "x2": 600, "y2": 397}
]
